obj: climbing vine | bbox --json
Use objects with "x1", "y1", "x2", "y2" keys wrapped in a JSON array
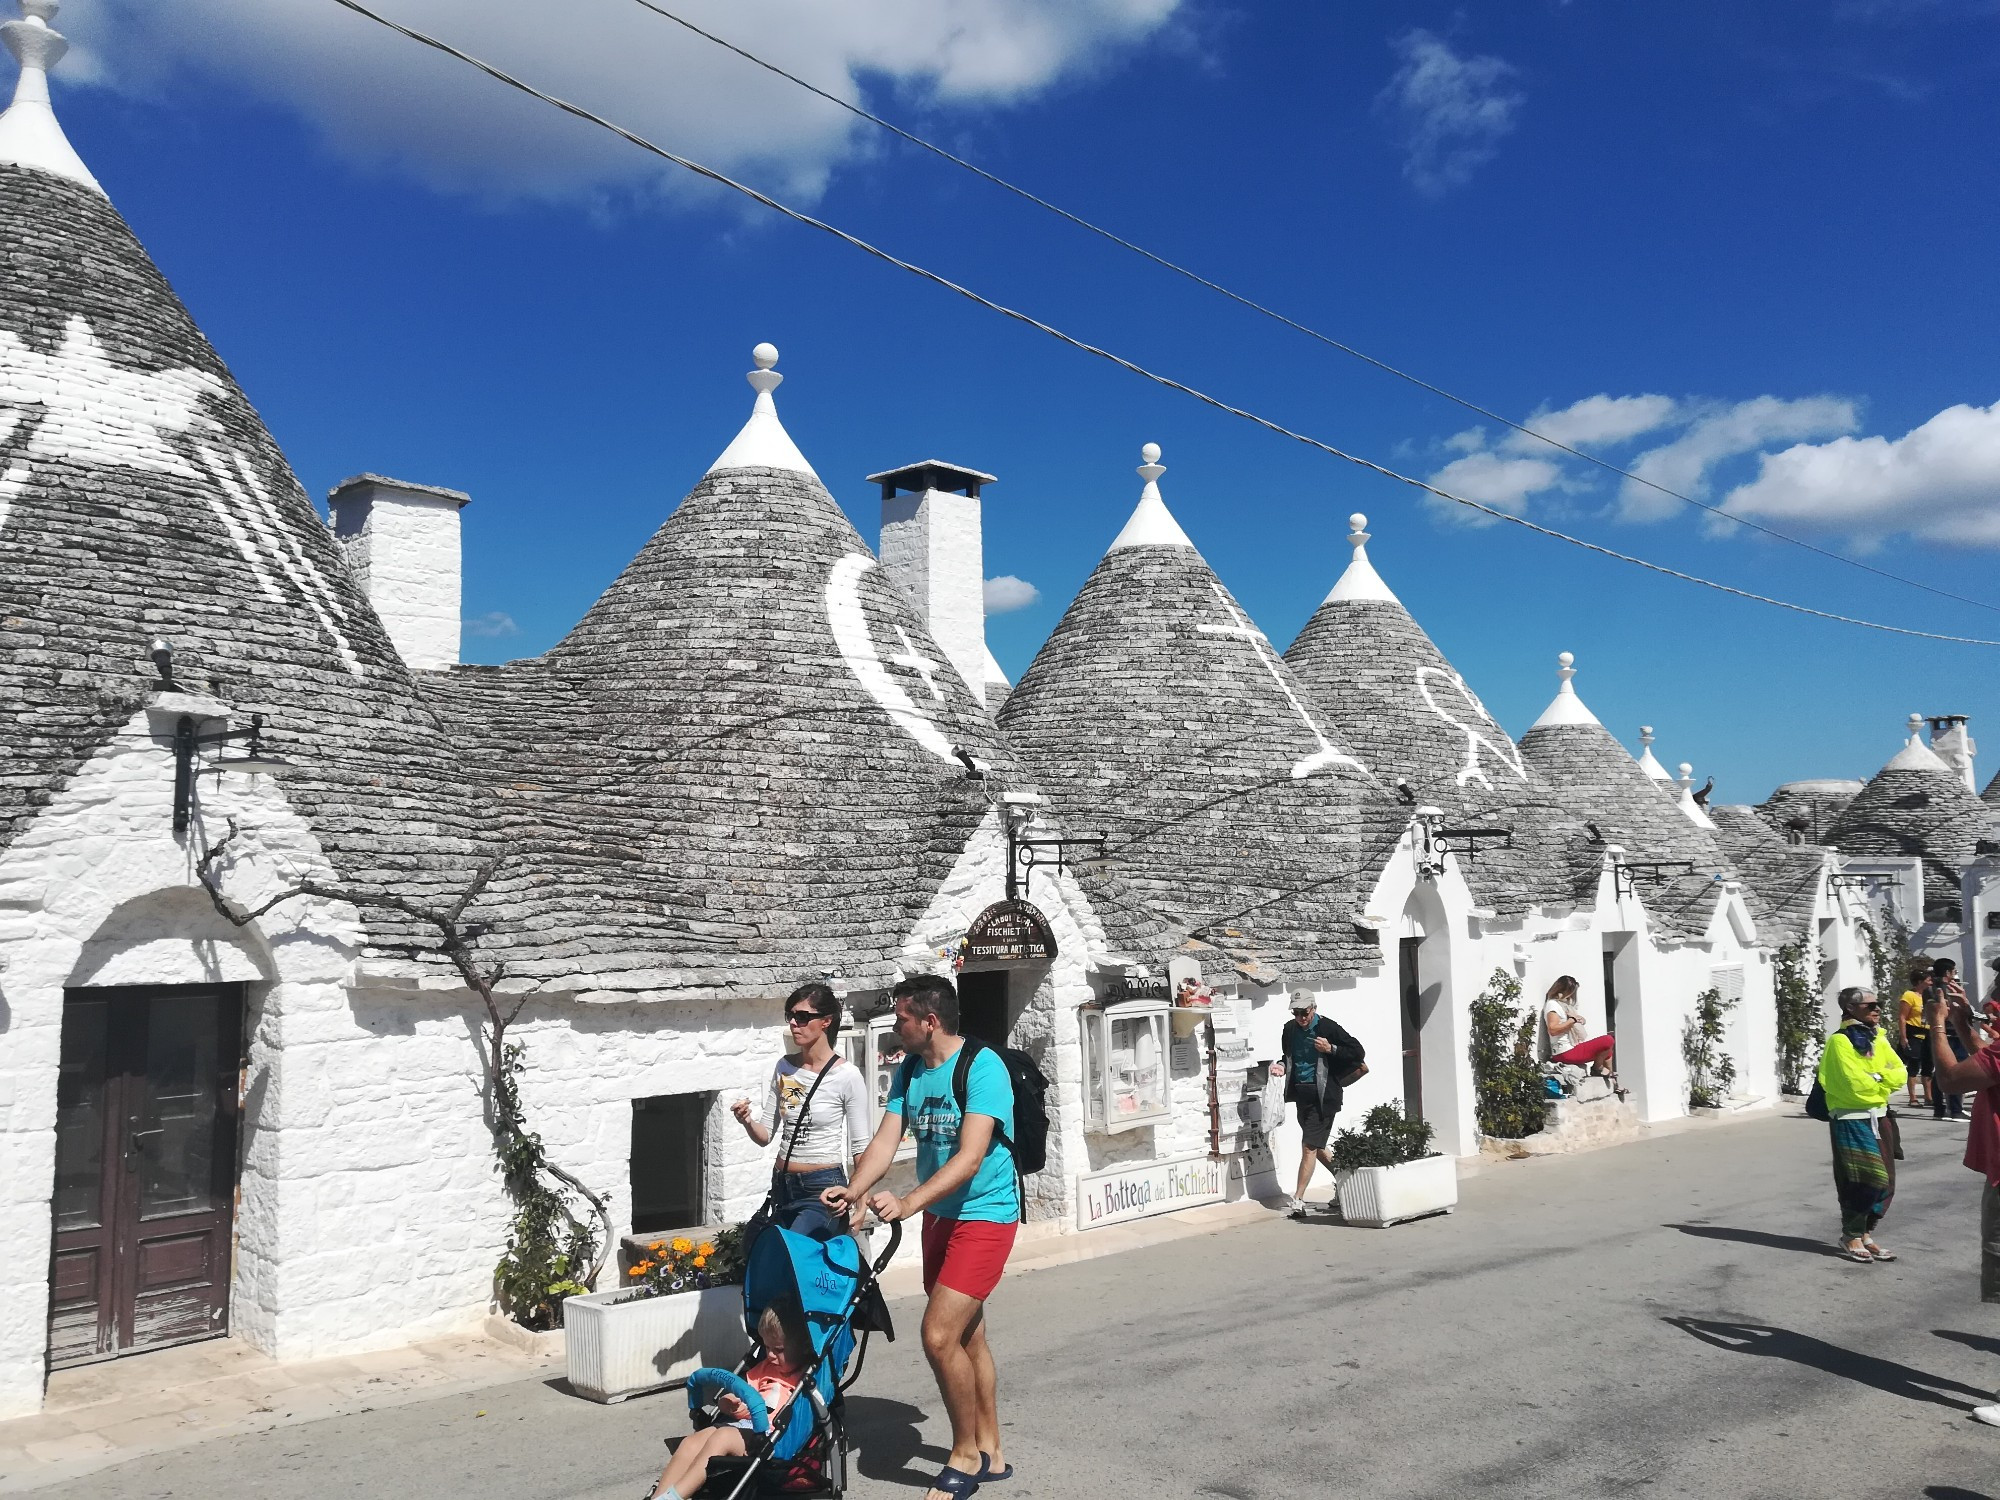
[
  {"x1": 1682, "y1": 985, "x2": 1739, "y2": 1109},
  {"x1": 197, "y1": 823, "x2": 608, "y2": 1331},
  {"x1": 1468, "y1": 968, "x2": 1546, "y2": 1139},
  {"x1": 1859, "y1": 916, "x2": 1919, "y2": 1003},
  {"x1": 1772, "y1": 942, "x2": 1823, "y2": 1095}
]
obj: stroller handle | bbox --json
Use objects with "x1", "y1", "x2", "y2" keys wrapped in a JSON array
[{"x1": 870, "y1": 1217, "x2": 903, "y2": 1276}]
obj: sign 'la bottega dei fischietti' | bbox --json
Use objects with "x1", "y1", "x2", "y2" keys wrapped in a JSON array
[{"x1": 962, "y1": 899, "x2": 1057, "y2": 963}]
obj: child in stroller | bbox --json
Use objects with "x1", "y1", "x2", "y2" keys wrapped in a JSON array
[{"x1": 646, "y1": 1299, "x2": 810, "y2": 1500}]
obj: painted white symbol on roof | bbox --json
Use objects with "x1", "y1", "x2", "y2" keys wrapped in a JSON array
[
  {"x1": 1196, "y1": 582, "x2": 1365, "y2": 780},
  {"x1": 826, "y1": 552, "x2": 959, "y2": 765},
  {"x1": 1416, "y1": 666, "x2": 1526, "y2": 788},
  {"x1": 0, "y1": 314, "x2": 362, "y2": 676},
  {"x1": 889, "y1": 626, "x2": 945, "y2": 702}
]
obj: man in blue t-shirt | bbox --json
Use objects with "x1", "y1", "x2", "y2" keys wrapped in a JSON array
[{"x1": 826, "y1": 975, "x2": 1018, "y2": 1497}]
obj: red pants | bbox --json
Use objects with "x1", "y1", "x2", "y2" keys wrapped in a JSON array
[{"x1": 1554, "y1": 1034, "x2": 1615, "y2": 1067}]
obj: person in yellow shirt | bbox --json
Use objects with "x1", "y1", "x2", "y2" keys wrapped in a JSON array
[
  {"x1": 1817, "y1": 987, "x2": 1907, "y2": 1263},
  {"x1": 1897, "y1": 967, "x2": 1934, "y2": 1108}
]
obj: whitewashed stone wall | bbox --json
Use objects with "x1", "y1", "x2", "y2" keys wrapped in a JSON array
[
  {"x1": 0, "y1": 698, "x2": 361, "y2": 1419},
  {"x1": 878, "y1": 487, "x2": 988, "y2": 709},
  {"x1": 327, "y1": 479, "x2": 465, "y2": 671}
]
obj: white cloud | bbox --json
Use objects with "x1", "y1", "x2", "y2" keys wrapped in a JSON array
[
  {"x1": 1720, "y1": 401, "x2": 2000, "y2": 546},
  {"x1": 1376, "y1": 30, "x2": 1524, "y2": 196},
  {"x1": 1425, "y1": 451, "x2": 1563, "y2": 523},
  {"x1": 1617, "y1": 395, "x2": 1858, "y2": 520},
  {"x1": 982, "y1": 575, "x2": 1040, "y2": 614},
  {"x1": 66, "y1": 0, "x2": 1181, "y2": 204},
  {"x1": 1500, "y1": 393, "x2": 1679, "y2": 455},
  {"x1": 464, "y1": 610, "x2": 519, "y2": 637}
]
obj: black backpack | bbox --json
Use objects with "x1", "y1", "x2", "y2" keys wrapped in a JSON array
[{"x1": 898, "y1": 1035, "x2": 1050, "y2": 1174}]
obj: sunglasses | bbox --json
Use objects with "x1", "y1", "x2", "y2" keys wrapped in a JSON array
[
  {"x1": 1291, "y1": 1008, "x2": 1313, "y2": 1017},
  {"x1": 786, "y1": 1010, "x2": 828, "y2": 1025}
]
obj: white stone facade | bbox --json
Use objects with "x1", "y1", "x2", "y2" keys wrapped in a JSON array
[
  {"x1": 326, "y1": 475, "x2": 469, "y2": 671},
  {"x1": 879, "y1": 486, "x2": 990, "y2": 708}
]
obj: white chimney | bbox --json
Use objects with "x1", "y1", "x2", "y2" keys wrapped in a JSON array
[
  {"x1": 1928, "y1": 714, "x2": 1977, "y2": 793},
  {"x1": 871, "y1": 459, "x2": 997, "y2": 708},
  {"x1": 327, "y1": 474, "x2": 470, "y2": 671}
]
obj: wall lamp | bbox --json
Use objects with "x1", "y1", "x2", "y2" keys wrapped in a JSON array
[
  {"x1": 1413, "y1": 806, "x2": 1513, "y2": 880},
  {"x1": 1611, "y1": 858, "x2": 1696, "y2": 900},
  {"x1": 996, "y1": 790, "x2": 1109, "y2": 900},
  {"x1": 155, "y1": 640, "x2": 295, "y2": 833}
]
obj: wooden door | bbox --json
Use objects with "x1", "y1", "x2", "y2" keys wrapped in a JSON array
[
  {"x1": 48, "y1": 985, "x2": 242, "y2": 1368},
  {"x1": 957, "y1": 971, "x2": 1010, "y2": 1046},
  {"x1": 1398, "y1": 937, "x2": 1424, "y2": 1119}
]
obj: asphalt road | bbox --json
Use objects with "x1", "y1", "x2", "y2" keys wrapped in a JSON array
[{"x1": 24, "y1": 1108, "x2": 2000, "y2": 1500}]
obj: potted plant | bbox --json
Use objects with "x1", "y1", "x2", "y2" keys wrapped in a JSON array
[
  {"x1": 1328, "y1": 1103, "x2": 1457, "y2": 1227},
  {"x1": 564, "y1": 1228, "x2": 750, "y2": 1403}
]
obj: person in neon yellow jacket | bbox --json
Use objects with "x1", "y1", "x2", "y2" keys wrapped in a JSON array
[{"x1": 1816, "y1": 988, "x2": 1908, "y2": 1262}]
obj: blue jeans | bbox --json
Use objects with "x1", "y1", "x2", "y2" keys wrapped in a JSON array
[{"x1": 772, "y1": 1167, "x2": 847, "y2": 1241}]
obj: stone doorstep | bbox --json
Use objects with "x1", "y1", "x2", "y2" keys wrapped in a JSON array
[{"x1": 1480, "y1": 1095, "x2": 1781, "y2": 1162}]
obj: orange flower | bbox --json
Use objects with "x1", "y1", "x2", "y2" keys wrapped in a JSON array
[
  {"x1": 697, "y1": 1242, "x2": 715, "y2": 1257},
  {"x1": 693, "y1": 1256, "x2": 707, "y2": 1269},
  {"x1": 650, "y1": 1242, "x2": 665, "y2": 1254},
  {"x1": 671, "y1": 1237, "x2": 694, "y2": 1255},
  {"x1": 628, "y1": 1264, "x2": 646, "y2": 1277}
]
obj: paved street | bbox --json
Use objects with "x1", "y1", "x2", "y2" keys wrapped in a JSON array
[{"x1": 16, "y1": 1109, "x2": 2000, "y2": 1500}]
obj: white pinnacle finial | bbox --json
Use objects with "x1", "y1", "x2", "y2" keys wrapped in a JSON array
[
  {"x1": 706, "y1": 341, "x2": 816, "y2": 478},
  {"x1": 1323, "y1": 510, "x2": 1398, "y2": 604},
  {"x1": 1529, "y1": 650, "x2": 1598, "y2": 729},
  {"x1": 0, "y1": 0, "x2": 102, "y2": 194},
  {"x1": 1907, "y1": 711, "x2": 1925, "y2": 743},
  {"x1": 1635, "y1": 723, "x2": 1671, "y2": 781},
  {"x1": 1673, "y1": 760, "x2": 1715, "y2": 827},
  {"x1": 1677, "y1": 761, "x2": 1693, "y2": 789},
  {"x1": 1108, "y1": 441, "x2": 1194, "y2": 551}
]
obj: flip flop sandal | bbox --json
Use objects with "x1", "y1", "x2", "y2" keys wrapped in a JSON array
[
  {"x1": 1866, "y1": 1244, "x2": 1899, "y2": 1261},
  {"x1": 1838, "y1": 1243, "x2": 1875, "y2": 1263},
  {"x1": 977, "y1": 1453, "x2": 1015, "y2": 1483},
  {"x1": 928, "y1": 1465, "x2": 983, "y2": 1497}
]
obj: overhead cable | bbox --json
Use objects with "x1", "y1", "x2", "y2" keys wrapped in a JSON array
[
  {"x1": 325, "y1": 0, "x2": 2000, "y2": 649},
  {"x1": 622, "y1": 0, "x2": 2000, "y2": 620}
]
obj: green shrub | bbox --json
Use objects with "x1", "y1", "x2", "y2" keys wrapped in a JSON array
[
  {"x1": 1329, "y1": 1101, "x2": 1436, "y2": 1170},
  {"x1": 1773, "y1": 942, "x2": 1823, "y2": 1095},
  {"x1": 1682, "y1": 986, "x2": 1739, "y2": 1110},
  {"x1": 1468, "y1": 968, "x2": 1546, "y2": 1139}
]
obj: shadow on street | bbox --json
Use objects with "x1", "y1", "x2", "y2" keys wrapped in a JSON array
[
  {"x1": 1935, "y1": 1329, "x2": 2000, "y2": 1359},
  {"x1": 1666, "y1": 1223, "x2": 1844, "y2": 1259},
  {"x1": 1664, "y1": 1317, "x2": 1990, "y2": 1410}
]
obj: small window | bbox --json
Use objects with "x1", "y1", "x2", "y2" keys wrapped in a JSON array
[
  {"x1": 631, "y1": 1092, "x2": 712, "y2": 1234},
  {"x1": 841, "y1": 1013, "x2": 916, "y2": 1160},
  {"x1": 1081, "y1": 1001, "x2": 1171, "y2": 1134}
]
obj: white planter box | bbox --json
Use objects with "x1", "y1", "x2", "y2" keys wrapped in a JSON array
[
  {"x1": 1335, "y1": 1154, "x2": 1458, "y2": 1228},
  {"x1": 563, "y1": 1284, "x2": 748, "y2": 1404}
]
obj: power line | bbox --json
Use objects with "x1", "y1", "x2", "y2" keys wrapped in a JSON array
[
  {"x1": 621, "y1": 0, "x2": 2000, "y2": 621},
  {"x1": 325, "y1": 0, "x2": 2000, "y2": 650}
]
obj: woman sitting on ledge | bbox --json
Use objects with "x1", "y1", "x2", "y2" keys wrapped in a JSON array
[{"x1": 1543, "y1": 975, "x2": 1618, "y2": 1083}]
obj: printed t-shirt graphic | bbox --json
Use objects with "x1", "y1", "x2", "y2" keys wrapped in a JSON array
[
  {"x1": 887, "y1": 1046, "x2": 1018, "y2": 1223},
  {"x1": 1288, "y1": 1023, "x2": 1321, "y2": 1089}
]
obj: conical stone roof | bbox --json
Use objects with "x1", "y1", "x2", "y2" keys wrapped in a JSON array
[
  {"x1": 1827, "y1": 719, "x2": 1993, "y2": 924},
  {"x1": 1755, "y1": 779, "x2": 1864, "y2": 845},
  {"x1": 420, "y1": 353, "x2": 1056, "y2": 992},
  {"x1": 1517, "y1": 655, "x2": 1733, "y2": 939},
  {"x1": 0, "y1": 152, "x2": 483, "y2": 950},
  {"x1": 1283, "y1": 513, "x2": 1580, "y2": 920},
  {"x1": 1707, "y1": 804, "x2": 1828, "y2": 947},
  {"x1": 999, "y1": 449, "x2": 1407, "y2": 987}
]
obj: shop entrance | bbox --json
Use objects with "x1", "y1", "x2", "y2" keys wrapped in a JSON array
[
  {"x1": 957, "y1": 971, "x2": 1010, "y2": 1046},
  {"x1": 47, "y1": 984, "x2": 243, "y2": 1369},
  {"x1": 1398, "y1": 937, "x2": 1424, "y2": 1119}
]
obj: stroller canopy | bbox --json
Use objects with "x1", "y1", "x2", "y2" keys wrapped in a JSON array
[{"x1": 741, "y1": 1227, "x2": 864, "y2": 1463}]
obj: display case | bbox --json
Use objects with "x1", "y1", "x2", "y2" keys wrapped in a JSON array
[
  {"x1": 840, "y1": 1012, "x2": 916, "y2": 1160},
  {"x1": 1081, "y1": 1000, "x2": 1172, "y2": 1133}
]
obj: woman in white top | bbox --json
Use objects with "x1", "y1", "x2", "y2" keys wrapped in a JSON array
[
  {"x1": 730, "y1": 983, "x2": 872, "y2": 1241},
  {"x1": 1544, "y1": 974, "x2": 1618, "y2": 1080}
]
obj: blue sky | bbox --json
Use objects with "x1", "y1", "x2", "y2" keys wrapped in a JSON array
[{"x1": 45, "y1": 0, "x2": 2000, "y2": 803}]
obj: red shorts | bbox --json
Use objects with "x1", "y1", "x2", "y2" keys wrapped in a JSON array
[
  {"x1": 1554, "y1": 1035, "x2": 1615, "y2": 1067},
  {"x1": 921, "y1": 1214, "x2": 1017, "y2": 1300}
]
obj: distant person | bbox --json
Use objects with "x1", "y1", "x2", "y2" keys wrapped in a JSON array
[
  {"x1": 731, "y1": 982, "x2": 871, "y2": 1241},
  {"x1": 1935, "y1": 959, "x2": 1971, "y2": 1122},
  {"x1": 1543, "y1": 975, "x2": 1619, "y2": 1086},
  {"x1": 1923, "y1": 984, "x2": 2000, "y2": 1427},
  {"x1": 1273, "y1": 996, "x2": 1366, "y2": 1221},
  {"x1": 825, "y1": 974, "x2": 1020, "y2": 1498},
  {"x1": 1897, "y1": 965, "x2": 1934, "y2": 1110},
  {"x1": 1816, "y1": 988, "x2": 1907, "y2": 1263}
]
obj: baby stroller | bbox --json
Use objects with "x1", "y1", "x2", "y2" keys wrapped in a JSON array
[{"x1": 672, "y1": 1219, "x2": 901, "y2": 1498}]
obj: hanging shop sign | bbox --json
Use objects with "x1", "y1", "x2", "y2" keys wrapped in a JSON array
[
  {"x1": 963, "y1": 900, "x2": 1058, "y2": 963},
  {"x1": 1077, "y1": 1153, "x2": 1226, "y2": 1231}
]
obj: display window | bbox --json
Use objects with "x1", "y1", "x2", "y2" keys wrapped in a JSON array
[
  {"x1": 1081, "y1": 1000, "x2": 1171, "y2": 1133},
  {"x1": 840, "y1": 1012, "x2": 917, "y2": 1160}
]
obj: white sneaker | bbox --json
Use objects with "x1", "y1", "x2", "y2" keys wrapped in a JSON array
[
  {"x1": 1973, "y1": 1403, "x2": 2000, "y2": 1428},
  {"x1": 1285, "y1": 1198, "x2": 1310, "y2": 1220}
]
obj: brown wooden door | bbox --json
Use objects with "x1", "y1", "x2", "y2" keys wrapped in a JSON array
[{"x1": 48, "y1": 985, "x2": 242, "y2": 1368}]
